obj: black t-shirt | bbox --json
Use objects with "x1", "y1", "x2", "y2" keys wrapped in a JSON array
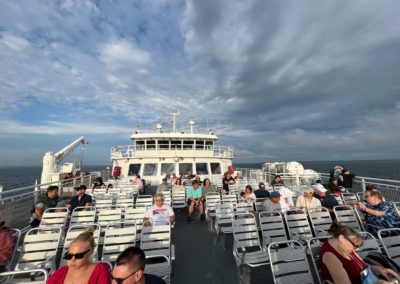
[
  {"x1": 68, "y1": 194, "x2": 92, "y2": 211},
  {"x1": 144, "y1": 273, "x2": 167, "y2": 284},
  {"x1": 254, "y1": 189, "x2": 270, "y2": 198},
  {"x1": 222, "y1": 177, "x2": 235, "y2": 190}
]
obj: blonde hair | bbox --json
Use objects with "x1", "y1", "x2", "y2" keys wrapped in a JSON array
[{"x1": 71, "y1": 228, "x2": 96, "y2": 252}]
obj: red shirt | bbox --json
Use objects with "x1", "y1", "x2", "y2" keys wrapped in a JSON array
[
  {"x1": 47, "y1": 262, "x2": 111, "y2": 284},
  {"x1": 320, "y1": 240, "x2": 364, "y2": 284}
]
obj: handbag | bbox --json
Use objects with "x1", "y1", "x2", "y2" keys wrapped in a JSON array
[{"x1": 350, "y1": 252, "x2": 380, "y2": 284}]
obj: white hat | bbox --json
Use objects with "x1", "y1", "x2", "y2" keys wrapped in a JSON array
[{"x1": 313, "y1": 183, "x2": 327, "y2": 192}]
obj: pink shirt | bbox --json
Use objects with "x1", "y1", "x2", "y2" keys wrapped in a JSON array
[{"x1": 47, "y1": 262, "x2": 111, "y2": 284}]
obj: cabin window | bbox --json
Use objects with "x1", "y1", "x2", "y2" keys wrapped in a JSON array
[
  {"x1": 183, "y1": 140, "x2": 194, "y2": 150},
  {"x1": 179, "y1": 163, "x2": 193, "y2": 176},
  {"x1": 136, "y1": 141, "x2": 145, "y2": 150},
  {"x1": 147, "y1": 140, "x2": 155, "y2": 150},
  {"x1": 158, "y1": 140, "x2": 169, "y2": 150},
  {"x1": 161, "y1": 163, "x2": 175, "y2": 176},
  {"x1": 211, "y1": 163, "x2": 221, "y2": 174},
  {"x1": 171, "y1": 140, "x2": 181, "y2": 150},
  {"x1": 196, "y1": 163, "x2": 208, "y2": 175},
  {"x1": 143, "y1": 163, "x2": 157, "y2": 176},
  {"x1": 128, "y1": 164, "x2": 141, "y2": 176},
  {"x1": 205, "y1": 141, "x2": 213, "y2": 150},
  {"x1": 195, "y1": 140, "x2": 204, "y2": 150}
]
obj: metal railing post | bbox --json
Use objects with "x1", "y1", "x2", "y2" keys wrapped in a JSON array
[{"x1": 361, "y1": 178, "x2": 366, "y2": 192}]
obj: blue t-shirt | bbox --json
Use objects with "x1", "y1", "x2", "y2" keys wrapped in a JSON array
[{"x1": 186, "y1": 186, "x2": 202, "y2": 200}]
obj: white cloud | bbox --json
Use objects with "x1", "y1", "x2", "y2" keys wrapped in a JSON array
[{"x1": 0, "y1": 33, "x2": 30, "y2": 51}]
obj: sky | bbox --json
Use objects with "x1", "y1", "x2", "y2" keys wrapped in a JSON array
[{"x1": 0, "y1": 0, "x2": 400, "y2": 166}]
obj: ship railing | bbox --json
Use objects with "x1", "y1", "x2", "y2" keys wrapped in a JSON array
[
  {"x1": 0, "y1": 170, "x2": 110, "y2": 232},
  {"x1": 111, "y1": 144, "x2": 234, "y2": 158}
]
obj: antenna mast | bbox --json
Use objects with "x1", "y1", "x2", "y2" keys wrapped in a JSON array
[{"x1": 170, "y1": 110, "x2": 180, "y2": 133}]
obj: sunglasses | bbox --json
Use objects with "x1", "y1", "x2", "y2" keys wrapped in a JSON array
[
  {"x1": 63, "y1": 249, "x2": 91, "y2": 260},
  {"x1": 111, "y1": 270, "x2": 138, "y2": 284}
]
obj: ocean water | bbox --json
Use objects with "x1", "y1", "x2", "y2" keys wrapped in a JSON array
[{"x1": 1, "y1": 160, "x2": 399, "y2": 190}]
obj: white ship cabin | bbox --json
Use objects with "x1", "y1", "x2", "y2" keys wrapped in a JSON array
[{"x1": 110, "y1": 118, "x2": 234, "y2": 185}]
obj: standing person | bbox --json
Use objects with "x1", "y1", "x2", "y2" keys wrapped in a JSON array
[
  {"x1": 320, "y1": 222, "x2": 400, "y2": 284},
  {"x1": 30, "y1": 185, "x2": 59, "y2": 227},
  {"x1": 0, "y1": 217, "x2": 14, "y2": 273},
  {"x1": 254, "y1": 182, "x2": 270, "y2": 198},
  {"x1": 67, "y1": 185, "x2": 92, "y2": 212},
  {"x1": 295, "y1": 187, "x2": 321, "y2": 211},
  {"x1": 143, "y1": 193, "x2": 175, "y2": 226},
  {"x1": 112, "y1": 247, "x2": 166, "y2": 284},
  {"x1": 47, "y1": 230, "x2": 111, "y2": 284},
  {"x1": 339, "y1": 168, "x2": 355, "y2": 192},
  {"x1": 271, "y1": 175, "x2": 285, "y2": 187},
  {"x1": 186, "y1": 180, "x2": 204, "y2": 223},
  {"x1": 134, "y1": 175, "x2": 144, "y2": 194},
  {"x1": 222, "y1": 172, "x2": 235, "y2": 194},
  {"x1": 327, "y1": 178, "x2": 340, "y2": 195}
]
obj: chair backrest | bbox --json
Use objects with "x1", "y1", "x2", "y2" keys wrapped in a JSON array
[
  {"x1": 115, "y1": 196, "x2": 134, "y2": 208},
  {"x1": 341, "y1": 193, "x2": 357, "y2": 205},
  {"x1": 284, "y1": 209, "x2": 313, "y2": 241},
  {"x1": 268, "y1": 240, "x2": 314, "y2": 284},
  {"x1": 214, "y1": 203, "x2": 234, "y2": 234},
  {"x1": 334, "y1": 205, "x2": 363, "y2": 231},
  {"x1": 102, "y1": 221, "x2": 137, "y2": 263},
  {"x1": 7, "y1": 228, "x2": 21, "y2": 271},
  {"x1": 15, "y1": 227, "x2": 62, "y2": 272},
  {"x1": 392, "y1": 202, "x2": 400, "y2": 216},
  {"x1": 97, "y1": 208, "x2": 123, "y2": 230},
  {"x1": 136, "y1": 195, "x2": 153, "y2": 207},
  {"x1": 124, "y1": 205, "x2": 147, "y2": 231},
  {"x1": 232, "y1": 213, "x2": 261, "y2": 250},
  {"x1": 228, "y1": 184, "x2": 239, "y2": 194},
  {"x1": 144, "y1": 255, "x2": 170, "y2": 283},
  {"x1": 236, "y1": 202, "x2": 254, "y2": 214},
  {"x1": 70, "y1": 206, "x2": 96, "y2": 226},
  {"x1": 308, "y1": 207, "x2": 332, "y2": 237},
  {"x1": 255, "y1": 198, "x2": 268, "y2": 212},
  {"x1": 94, "y1": 198, "x2": 113, "y2": 210},
  {"x1": 378, "y1": 228, "x2": 400, "y2": 266},
  {"x1": 307, "y1": 236, "x2": 332, "y2": 284},
  {"x1": 140, "y1": 221, "x2": 171, "y2": 259},
  {"x1": 205, "y1": 192, "x2": 221, "y2": 218},
  {"x1": 222, "y1": 194, "x2": 237, "y2": 209},
  {"x1": 171, "y1": 188, "x2": 186, "y2": 208},
  {"x1": 259, "y1": 211, "x2": 287, "y2": 248},
  {"x1": 358, "y1": 231, "x2": 381, "y2": 259},
  {"x1": 40, "y1": 207, "x2": 69, "y2": 232},
  {"x1": 60, "y1": 223, "x2": 101, "y2": 267},
  {"x1": 330, "y1": 194, "x2": 344, "y2": 205},
  {"x1": 356, "y1": 192, "x2": 365, "y2": 202},
  {"x1": 0, "y1": 269, "x2": 49, "y2": 284}
]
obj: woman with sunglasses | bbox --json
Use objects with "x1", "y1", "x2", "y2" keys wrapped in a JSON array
[
  {"x1": 48, "y1": 229, "x2": 111, "y2": 284},
  {"x1": 320, "y1": 222, "x2": 400, "y2": 284}
]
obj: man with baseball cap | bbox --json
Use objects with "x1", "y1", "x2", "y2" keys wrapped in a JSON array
[{"x1": 313, "y1": 183, "x2": 338, "y2": 212}]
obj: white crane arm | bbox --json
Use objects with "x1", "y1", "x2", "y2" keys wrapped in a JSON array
[{"x1": 54, "y1": 136, "x2": 86, "y2": 163}]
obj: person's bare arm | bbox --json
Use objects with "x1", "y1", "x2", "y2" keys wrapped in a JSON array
[
  {"x1": 169, "y1": 215, "x2": 175, "y2": 224},
  {"x1": 34, "y1": 207, "x2": 43, "y2": 220},
  {"x1": 357, "y1": 202, "x2": 385, "y2": 217},
  {"x1": 322, "y1": 252, "x2": 352, "y2": 284}
]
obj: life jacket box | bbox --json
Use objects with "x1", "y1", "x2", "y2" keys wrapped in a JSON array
[{"x1": 112, "y1": 166, "x2": 121, "y2": 177}]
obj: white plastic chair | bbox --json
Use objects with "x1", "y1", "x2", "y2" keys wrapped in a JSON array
[
  {"x1": 102, "y1": 221, "x2": 137, "y2": 263},
  {"x1": 308, "y1": 207, "x2": 332, "y2": 237}
]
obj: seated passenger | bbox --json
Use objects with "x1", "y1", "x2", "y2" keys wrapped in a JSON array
[
  {"x1": 327, "y1": 177, "x2": 340, "y2": 195},
  {"x1": 355, "y1": 190, "x2": 400, "y2": 234},
  {"x1": 262, "y1": 191, "x2": 286, "y2": 212},
  {"x1": 134, "y1": 175, "x2": 144, "y2": 194},
  {"x1": 313, "y1": 183, "x2": 339, "y2": 213},
  {"x1": 234, "y1": 172, "x2": 243, "y2": 184},
  {"x1": 0, "y1": 217, "x2": 14, "y2": 273},
  {"x1": 30, "y1": 185, "x2": 59, "y2": 227},
  {"x1": 320, "y1": 222, "x2": 400, "y2": 284},
  {"x1": 277, "y1": 186, "x2": 294, "y2": 210},
  {"x1": 240, "y1": 185, "x2": 256, "y2": 203},
  {"x1": 157, "y1": 178, "x2": 171, "y2": 193},
  {"x1": 295, "y1": 187, "x2": 321, "y2": 211},
  {"x1": 47, "y1": 229, "x2": 111, "y2": 284},
  {"x1": 271, "y1": 175, "x2": 284, "y2": 188},
  {"x1": 172, "y1": 178, "x2": 185, "y2": 193},
  {"x1": 67, "y1": 185, "x2": 92, "y2": 212},
  {"x1": 143, "y1": 193, "x2": 175, "y2": 226},
  {"x1": 254, "y1": 182, "x2": 270, "y2": 199},
  {"x1": 92, "y1": 177, "x2": 105, "y2": 189},
  {"x1": 112, "y1": 247, "x2": 166, "y2": 284},
  {"x1": 186, "y1": 180, "x2": 205, "y2": 223}
]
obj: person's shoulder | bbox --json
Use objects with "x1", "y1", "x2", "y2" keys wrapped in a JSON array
[
  {"x1": 95, "y1": 262, "x2": 110, "y2": 271},
  {"x1": 144, "y1": 273, "x2": 167, "y2": 284}
]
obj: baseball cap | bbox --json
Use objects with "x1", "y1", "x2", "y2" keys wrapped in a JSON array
[
  {"x1": 270, "y1": 191, "x2": 281, "y2": 198},
  {"x1": 312, "y1": 183, "x2": 327, "y2": 192}
]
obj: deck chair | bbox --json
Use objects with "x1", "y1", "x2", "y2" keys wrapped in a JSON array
[
  {"x1": 3, "y1": 228, "x2": 21, "y2": 272},
  {"x1": 308, "y1": 207, "x2": 332, "y2": 237},
  {"x1": 124, "y1": 205, "x2": 147, "y2": 235},
  {"x1": 171, "y1": 188, "x2": 186, "y2": 208},
  {"x1": 333, "y1": 205, "x2": 364, "y2": 231},
  {"x1": 115, "y1": 196, "x2": 134, "y2": 208},
  {"x1": 236, "y1": 202, "x2": 254, "y2": 214},
  {"x1": 357, "y1": 231, "x2": 381, "y2": 259},
  {"x1": 307, "y1": 236, "x2": 331, "y2": 284},
  {"x1": 268, "y1": 240, "x2": 314, "y2": 284},
  {"x1": 60, "y1": 223, "x2": 101, "y2": 267},
  {"x1": 393, "y1": 202, "x2": 400, "y2": 216},
  {"x1": 259, "y1": 211, "x2": 288, "y2": 250},
  {"x1": 232, "y1": 213, "x2": 268, "y2": 283},
  {"x1": 39, "y1": 207, "x2": 69, "y2": 233},
  {"x1": 94, "y1": 198, "x2": 113, "y2": 210},
  {"x1": 15, "y1": 227, "x2": 61, "y2": 273},
  {"x1": 145, "y1": 255, "x2": 171, "y2": 283},
  {"x1": 378, "y1": 228, "x2": 400, "y2": 266},
  {"x1": 214, "y1": 203, "x2": 234, "y2": 250},
  {"x1": 97, "y1": 208, "x2": 123, "y2": 230},
  {"x1": 329, "y1": 194, "x2": 344, "y2": 205},
  {"x1": 356, "y1": 191, "x2": 365, "y2": 202},
  {"x1": 205, "y1": 192, "x2": 221, "y2": 219},
  {"x1": 284, "y1": 209, "x2": 313, "y2": 241},
  {"x1": 228, "y1": 184, "x2": 239, "y2": 195},
  {"x1": 140, "y1": 221, "x2": 172, "y2": 282},
  {"x1": 222, "y1": 194, "x2": 237, "y2": 210},
  {"x1": 101, "y1": 221, "x2": 137, "y2": 263},
  {"x1": 341, "y1": 193, "x2": 358, "y2": 205},
  {"x1": 70, "y1": 206, "x2": 96, "y2": 226},
  {"x1": 136, "y1": 195, "x2": 153, "y2": 207},
  {"x1": 0, "y1": 269, "x2": 48, "y2": 284}
]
